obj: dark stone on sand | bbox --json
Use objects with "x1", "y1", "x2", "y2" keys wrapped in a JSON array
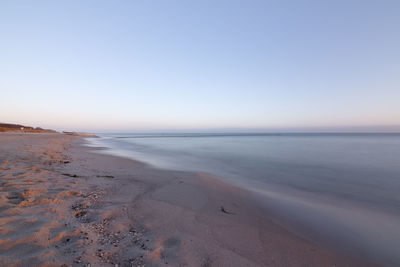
[
  {"x1": 220, "y1": 206, "x2": 235, "y2": 215},
  {"x1": 62, "y1": 173, "x2": 79, "y2": 177},
  {"x1": 96, "y1": 175, "x2": 115, "y2": 178}
]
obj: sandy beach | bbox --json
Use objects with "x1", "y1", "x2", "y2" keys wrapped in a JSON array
[{"x1": 0, "y1": 133, "x2": 378, "y2": 266}]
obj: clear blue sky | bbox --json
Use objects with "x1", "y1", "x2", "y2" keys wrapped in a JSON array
[{"x1": 1, "y1": 0, "x2": 399, "y2": 132}]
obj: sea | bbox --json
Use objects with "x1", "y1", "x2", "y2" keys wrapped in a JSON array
[{"x1": 86, "y1": 133, "x2": 400, "y2": 266}]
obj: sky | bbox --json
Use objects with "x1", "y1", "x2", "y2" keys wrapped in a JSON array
[{"x1": 1, "y1": 0, "x2": 400, "y2": 132}]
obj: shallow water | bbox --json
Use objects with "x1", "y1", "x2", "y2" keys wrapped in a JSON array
[{"x1": 87, "y1": 133, "x2": 400, "y2": 265}]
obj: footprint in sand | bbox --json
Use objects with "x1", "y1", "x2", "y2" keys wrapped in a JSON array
[{"x1": 6, "y1": 191, "x2": 25, "y2": 204}]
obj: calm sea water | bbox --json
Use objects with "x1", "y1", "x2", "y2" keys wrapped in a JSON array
[{"x1": 87, "y1": 133, "x2": 400, "y2": 265}]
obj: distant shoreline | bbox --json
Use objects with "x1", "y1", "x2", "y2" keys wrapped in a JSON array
[
  {"x1": 62, "y1": 131, "x2": 98, "y2": 138},
  {"x1": 0, "y1": 122, "x2": 56, "y2": 133},
  {"x1": 0, "y1": 122, "x2": 99, "y2": 138}
]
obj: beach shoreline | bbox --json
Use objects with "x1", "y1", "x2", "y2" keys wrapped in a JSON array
[{"x1": 0, "y1": 133, "x2": 376, "y2": 266}]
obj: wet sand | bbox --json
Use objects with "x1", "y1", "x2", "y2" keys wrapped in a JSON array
[{"x1": 0, "y1": 133, "x2": 377, "y2": 266}]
